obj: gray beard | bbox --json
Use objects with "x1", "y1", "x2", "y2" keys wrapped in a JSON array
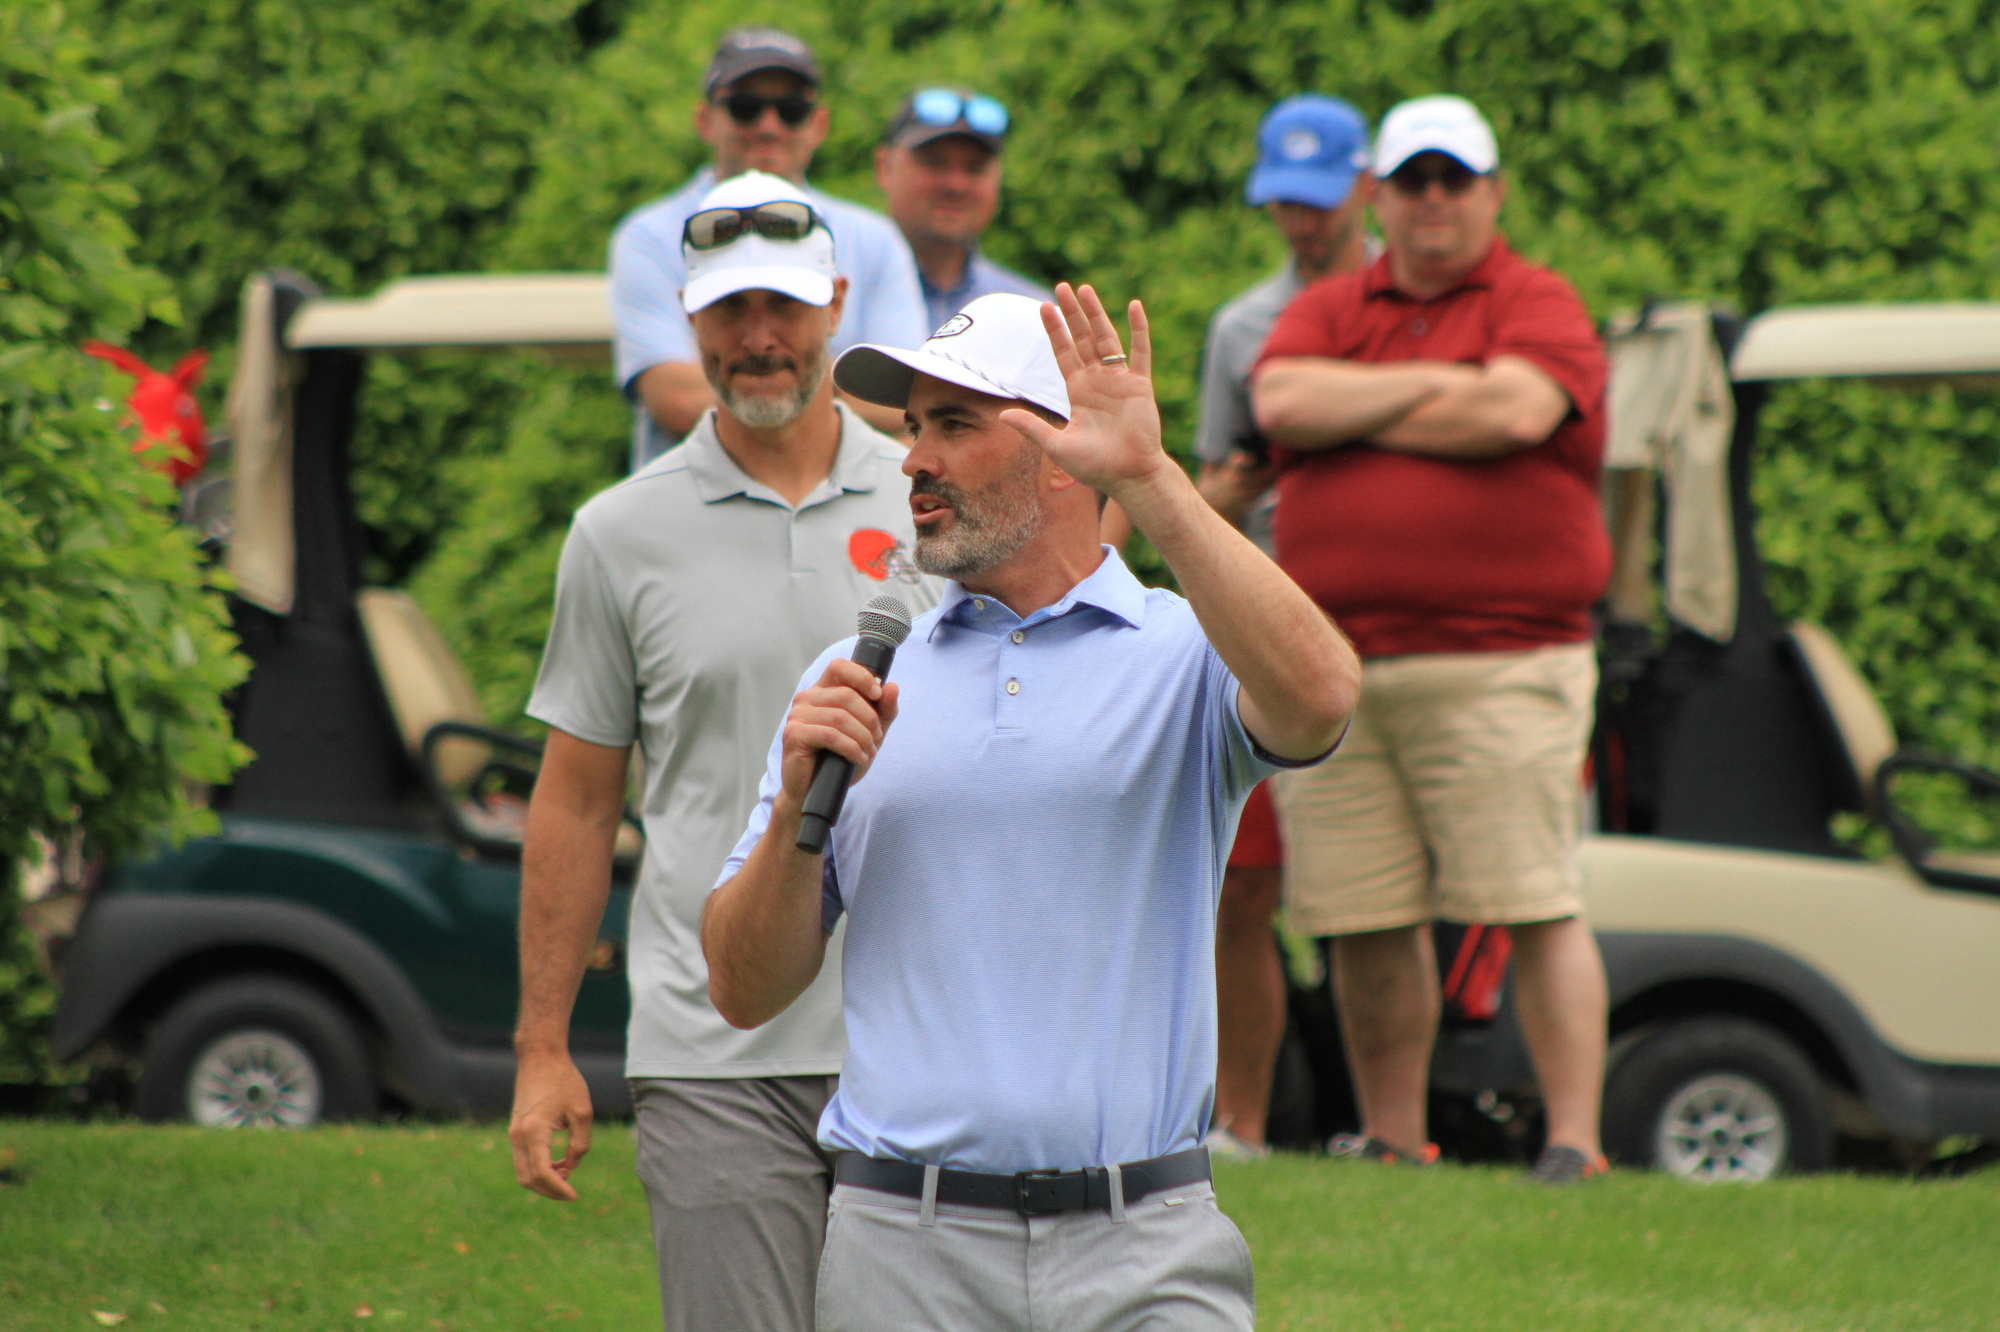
[
  {"x1": 711, "y1": 348, "x2": 826, "y2": 429},
  {"x1": 912, "y1": 444, "x2": 1046, "y2": 580}
]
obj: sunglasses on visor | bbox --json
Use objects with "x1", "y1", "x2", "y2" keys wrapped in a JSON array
[
  {"x1": 720, "y1": 91, "x2": 817, "y2": 127},
  {"x1": 682, "y1": 201, "x2": 823, "y2": 250},
  {"x1": 1387, "y1": 157, "x2": 1483, "y2": 197},
  {"x1": 908, "y1": 88, "x2": 1009, "y2": 137}
]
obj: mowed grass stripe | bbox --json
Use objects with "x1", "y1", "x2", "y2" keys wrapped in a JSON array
[
  {"x1": 1223, "y1": 1154, "x2": 1998, "y2": 1331},
  {"x1": 0, "y1": 1124, "x2": 1995, "y2": 1330},
  {"x1": 0, "y1": 1122, "x2": 657, "y2": 1329}
]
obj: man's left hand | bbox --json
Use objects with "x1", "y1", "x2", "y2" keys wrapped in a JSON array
[{"x1": 999, "y1": 284, "x2": 1175, "y2": 504}]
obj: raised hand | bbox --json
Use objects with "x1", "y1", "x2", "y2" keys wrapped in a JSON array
[{"x1": 998, "y1": 283, "x2": 1173, "y2": 502}]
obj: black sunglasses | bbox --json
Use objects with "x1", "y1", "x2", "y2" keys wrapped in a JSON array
[
  {"x1": 682, "y1": 201, "x2": 823, "y2": 250},
  {"x1": 720, "y1": 91, "x2": 817, "y2": 128},
  {"x1": 1387, "y1": 157, "x2": 1483, "y2": 197}
]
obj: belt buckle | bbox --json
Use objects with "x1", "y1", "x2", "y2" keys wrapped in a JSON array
[{"x1": 1013, "y1": 1169, "x2": 1065, "y2": 1216}]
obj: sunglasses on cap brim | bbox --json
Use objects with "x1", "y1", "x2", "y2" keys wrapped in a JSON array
[
  {"x1": 683, "y1": 201, "x2": 823, "y2": 250},
  {"x1": 908, "y1": 88, "x2": 1009, "y2": 137},
  {"x1": 719, "y1": 91, "x2": 817, "y2": 127}
]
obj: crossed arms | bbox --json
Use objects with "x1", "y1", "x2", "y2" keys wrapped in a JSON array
[{"x1": 1251, "y1": 354, "x2": 1571, "y2": 458}]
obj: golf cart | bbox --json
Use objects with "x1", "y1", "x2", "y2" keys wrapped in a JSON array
[
  {"x1": 1264, "y1": 302, "x2": 2000, "y2": 1180},
  {"x1": 45, "y1": 271, "x2": 639, "y2": 1126},
  {"x1": 1582, "y1": 304, "x2": 2000, "y2": 1179}
]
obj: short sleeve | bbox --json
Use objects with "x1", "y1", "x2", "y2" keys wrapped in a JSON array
[
  {"x1": 1255, "y1": 280, "x2": 1346, "y2": 366},
  {"x1": 713, "y1": 641, "x2": 852, "y2": 919},
  {"x1": 1192, "y1": 309, "x2": 1252, "y2": 465},
  {"x1": 1202, "y1": 644, "x2": 1320, "y2": 804},
  {"x1": 610, "y1": 210, "x2": 698, "y2": 390},
  {"x1": 1485, "y1": 269, "x2": 1607, "y2": 429},
  {"x1": 526, "y1": 522, "x2": 640, "y2": 748}
]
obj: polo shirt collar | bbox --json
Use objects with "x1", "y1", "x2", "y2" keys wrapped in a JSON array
[
  {"x1": 685, "y1": 403, "x2": 884, "y2": 508},
  {"x1": 928, "y1": 545, "x2": 1148, "y2": 641},
  {"x1": 1363, "y1": 236, "x2": 1514, "y2": 301},
  {"x1": 921, "y1": 245, "x2": 986, "y2": 306}
]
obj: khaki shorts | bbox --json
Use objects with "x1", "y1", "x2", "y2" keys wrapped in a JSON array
[{"x1": 1272, "y1": 643, "x2": 1595, "y2": 936}]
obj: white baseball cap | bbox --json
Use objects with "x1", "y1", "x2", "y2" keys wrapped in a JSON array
[
  {"x1": 1372, "y1": 95, "x2": 1499, "y2": 177},
  {"x1": 681, "y1": 170, "x2": 838, "y2": 314},
  {"x1": 832, "y1": 292, "x2": 1071, "y2": 421}
]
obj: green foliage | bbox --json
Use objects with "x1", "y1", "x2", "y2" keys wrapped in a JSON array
[
  {"x1": 419, "y1": 0, "x2": 2000, "y2": 771},
  {"x1": 1758, "y1": 379, "x2": 2000, "y2": 773},
  {"x1": 76, "y1": 0, "x2": 598, "y2": 583},
  {"x1": 0, "y1": 2, "x2": 250, "y2": 1081}
]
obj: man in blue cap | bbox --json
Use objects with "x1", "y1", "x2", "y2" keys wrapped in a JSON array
[{"x1": 1119, "y1": 94, "x2": 1377, "y2": 1161}]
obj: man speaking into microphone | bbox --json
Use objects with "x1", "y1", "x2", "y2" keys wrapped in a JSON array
[{"x1": 702, "y1": 288, "x2": 1361, "y2": 1330}]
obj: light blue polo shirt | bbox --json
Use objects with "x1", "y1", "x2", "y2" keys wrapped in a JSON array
[{"x1": 717, "y1": 549, "x2": 1307, "y2": 1172}]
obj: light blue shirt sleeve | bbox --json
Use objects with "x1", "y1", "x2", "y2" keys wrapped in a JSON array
[
  {"x1": 1208, "y1": 638, "x2": 1333, "y2": 774},
  {"x1": 714, "y1": 640, "x2": 852, "y2": 934},
  {"x1": 610, "y1": 204, "x2": 699, "y2": 391}
]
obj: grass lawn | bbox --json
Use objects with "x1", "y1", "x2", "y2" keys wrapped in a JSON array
[{"x1": 1, "y1": 1122, "x2": 1995, "y2": 1331}]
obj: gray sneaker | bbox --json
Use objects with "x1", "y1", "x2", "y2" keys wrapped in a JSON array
[
  {"x1": 1326, "y1": 1133, "x2": 1439, "y2": 1165},
  {"x1": 1528, "y1": 1144, "x2": 1610, "y2": 1185}
]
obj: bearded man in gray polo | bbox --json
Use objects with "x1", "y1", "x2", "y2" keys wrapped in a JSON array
[{"x1": 509, "y1": 170, "x2": 939, "y2": 1332}]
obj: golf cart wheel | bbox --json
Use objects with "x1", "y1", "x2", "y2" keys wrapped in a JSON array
[
  {"x1": 136, "y1": 975, "x2": 376, "y2": 1127},
  {"x1": 1603, "y1": 1017, "x2": 1832, "y2": 1181}
]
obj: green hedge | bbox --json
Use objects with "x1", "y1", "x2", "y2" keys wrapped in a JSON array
[
  {"x1": 0, "y1": 4, "x2": 249, "y2": 1082},
  {"x1": 413, "y1": 0, "x2": 2000, "y2": 765}
]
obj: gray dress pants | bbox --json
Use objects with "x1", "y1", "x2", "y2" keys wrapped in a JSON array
[
  {"x1": 816, "y1": 1178, "x2": 1256, "y2": 1331},
  {"x1": 631, "y1": 1075, "x2": 838, "y2": 1332}
]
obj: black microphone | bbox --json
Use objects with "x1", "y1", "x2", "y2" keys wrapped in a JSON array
[{"x1": 796, "y1": 595, "x2": 913, "y2": 854}]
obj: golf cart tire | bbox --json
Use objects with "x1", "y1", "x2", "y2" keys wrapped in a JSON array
[
  {"x1": 1603, "y1": 1016, "x2": 1833, "y2": 1180},
  {"x1": 136, "y1": 974, "x2": 377, "y2": 1127}
]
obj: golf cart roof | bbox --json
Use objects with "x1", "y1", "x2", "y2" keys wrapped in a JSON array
[
  {"x1": 1731, "y1": 303, "x2": 2000, "y2": 383},
  {"x1": 285, "y1": 273, "x2": 611, "y2": 359}
]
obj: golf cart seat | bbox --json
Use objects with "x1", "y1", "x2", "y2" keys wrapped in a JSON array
[
  {"x1": 1789, "y1": 620, "x2": 2000, "y2": 889},
  {"x1": 356, "y1": 589, "x2": 645, "y2": 863},
  {"x1": 357, "y1": 589, "x2": 532, "y2": 846},
  {"x1": 357, "y1": 588, "x2": 489, "y2": 784},
  {"x1": 1785, "y1": 621, "x2": 1897, "y2": 815}
]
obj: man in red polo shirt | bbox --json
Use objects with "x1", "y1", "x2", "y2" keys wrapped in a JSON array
[{"x1": 1252, "y1": 95, "x2": 1611, "y2": 1184}]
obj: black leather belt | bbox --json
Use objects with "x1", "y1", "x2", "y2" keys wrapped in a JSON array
[{"x1": 834, "y1": 1146, "x2": 1211, "y2": 1216}]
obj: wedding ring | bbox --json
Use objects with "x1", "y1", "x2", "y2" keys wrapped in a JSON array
[{"x1": 1102, "y1": 354, "x2": 1128, "y2": 365}]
